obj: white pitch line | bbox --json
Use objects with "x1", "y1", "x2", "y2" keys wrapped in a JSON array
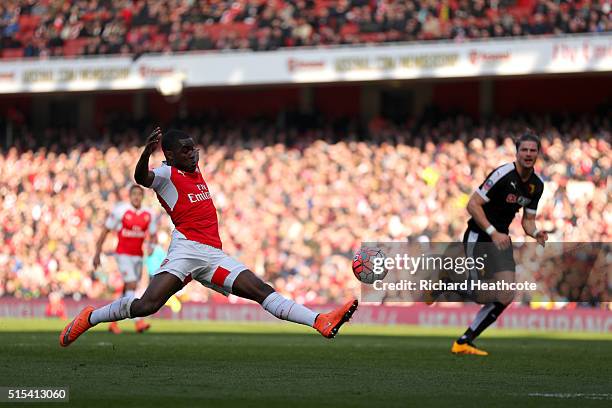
[{"x1": 528, "y1": 393, "x2": 612, "y2": 400}]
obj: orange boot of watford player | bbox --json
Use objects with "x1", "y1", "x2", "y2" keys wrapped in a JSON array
[{"x1": 451, "y1": 340, "x2": 489, "y2": 356}]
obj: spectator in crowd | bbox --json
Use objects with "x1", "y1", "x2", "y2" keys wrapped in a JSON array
[{"x1": 1, "y1": 0, "x2": 610, "y2": 58}]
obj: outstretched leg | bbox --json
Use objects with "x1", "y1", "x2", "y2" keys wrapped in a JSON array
[
  {"x1": 231, "y1": 269, "x2": 358, "y2": 339},
  {"x1": 129, "y1": 272, "x2": 183, "y2": 318},
  {"x1": 60, "y1": 272, "x2": 182, "y2": 347},
  {"x1": 108, "y1": 280, "x2": 140, "y2": 335}
]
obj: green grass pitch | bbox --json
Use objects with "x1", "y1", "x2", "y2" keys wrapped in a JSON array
[{"x1": 1, "y1": 318, "x2": 611, "y2": 407}]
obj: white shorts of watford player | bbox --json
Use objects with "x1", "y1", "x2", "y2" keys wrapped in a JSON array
[{"x1": 157, "y1": 230, "x2": 246, "y2": 296}]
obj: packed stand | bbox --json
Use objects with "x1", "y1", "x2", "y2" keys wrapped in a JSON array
[
  {"x1": 1, "y1": 0, "x2": 610, "y2": 58},
  {"x1": 0, "y1": 114, "x2": 610, "y2": 307}
]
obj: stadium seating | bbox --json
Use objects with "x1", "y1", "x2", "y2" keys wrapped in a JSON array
[
  {"x1": 0, "y1": 114, "x2": 609, "y2": 304},
  {"x1": 1, "y1": 0, "x2": 610, "y2": 58}
]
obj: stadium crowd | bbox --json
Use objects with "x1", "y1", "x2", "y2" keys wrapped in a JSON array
[
  {"x1": 0, "y1": 113, "x2": 609, "y2": 307},
  {"x1": 1, "y1": 0, "x2": 610, "y2": 58}
]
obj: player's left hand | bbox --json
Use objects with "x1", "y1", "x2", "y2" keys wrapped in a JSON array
[
  {"x1": 144, "y1": 126, "x2": 162, "y2": 154},
  {"x1": 535, "y1": 230, "x2": 548, "y2": 247}
]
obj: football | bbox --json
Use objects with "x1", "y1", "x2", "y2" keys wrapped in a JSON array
[{"x1": 352, "y1": 247, "x2": 388, "y2": 284}]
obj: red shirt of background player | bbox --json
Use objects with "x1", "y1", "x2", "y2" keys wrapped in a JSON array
[{"x1": 105, "y1": 202, "x2": 155, "y2": 257}]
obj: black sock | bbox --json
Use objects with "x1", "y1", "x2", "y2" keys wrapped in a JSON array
[
  {"x1": 456, "y1": 328, "x2": 475, "y2": 344},
  {"x1": 457, "y1": 302, "x2": 507, "y2": 344},
  {"x1": 471, "y1": 302, "x2": 507, "y2": 339}
]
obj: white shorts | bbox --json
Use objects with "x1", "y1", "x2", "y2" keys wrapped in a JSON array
[
  {"x1": 155, "y1": 232, "x2": 247, "y2": 296},
  {"x1": 115, "y1": 254, "x2": 143, "y2": 283}
]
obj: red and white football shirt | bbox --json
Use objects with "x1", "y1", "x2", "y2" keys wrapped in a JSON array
[
  {"x1": 105, "y1": 202, "x2": 156, "y2": 256},
  {"x1": 151, "y1": 163, "x2": 222, "y2": 249}
]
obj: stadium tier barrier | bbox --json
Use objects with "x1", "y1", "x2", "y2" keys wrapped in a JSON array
[
  {"x1": 1, "y1": 299, "x2": 610, "y2": 333},
  {"x1": 1, "y1": 33, "x2": 611, "y2": 93}
]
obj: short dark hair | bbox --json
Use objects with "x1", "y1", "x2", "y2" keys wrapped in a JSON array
[
  {"x1": 515, "y1": 132, "x2": 541, "y2": 151},
  {"x1": 161, "y1": 129, "x2": 191, "y2": 152},
  {"x1": 129, "y1": 184, "x2": 143, "y2": 193}
]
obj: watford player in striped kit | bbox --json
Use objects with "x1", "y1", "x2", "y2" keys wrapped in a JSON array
[{"x1": 61, "y1": 128, "x2": 358, "y2": 347}]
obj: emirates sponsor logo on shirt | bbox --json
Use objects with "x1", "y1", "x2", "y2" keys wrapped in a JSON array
[
  {"x1": 120, "y1": 229, "x2": 146, "y2": 238},
  {"x1": 188, "y1": 184, "x2": 212, "y2": 203}
]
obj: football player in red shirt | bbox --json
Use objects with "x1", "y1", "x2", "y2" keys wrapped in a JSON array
[
  {"x1": 93, "y1": 185, "x2": 156, "y2": 334},
  {"x1": 61, "y1": 128, "x2": 357, "y2": 346}
]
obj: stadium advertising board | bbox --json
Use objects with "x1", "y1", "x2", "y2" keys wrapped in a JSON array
[
  {"x1": 1, "y1": 299, "x2": 610, "y2": 333},
  {"x1": 0, "y1": 34, "x2": 609, "y2": 93}
]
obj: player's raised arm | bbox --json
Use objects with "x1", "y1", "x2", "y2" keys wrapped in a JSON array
[{"x1": 134, "y1": 127, "x2": 162, "y2": 188}]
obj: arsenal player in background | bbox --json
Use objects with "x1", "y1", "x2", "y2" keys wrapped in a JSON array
[{"x1": 93, "y1": 184, "x2": 157, "y2": 334}]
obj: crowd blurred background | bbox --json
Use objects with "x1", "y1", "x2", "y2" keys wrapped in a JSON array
[
  {"x1": 1, "y1": 0, "x2": 610, "y2": 58},
  {"x1": 1, "y1": 112, "x2": 610, "y2": 307}
]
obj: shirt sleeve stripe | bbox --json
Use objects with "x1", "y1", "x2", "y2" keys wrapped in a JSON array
[
  {"x1": 475, "y1": 188, "x2": 491, "y2": 203},
  {"x1": 477, "y1": 162, "x2": 515, "y2": 199}
]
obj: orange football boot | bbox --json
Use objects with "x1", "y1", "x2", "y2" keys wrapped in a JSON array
[
  {"x1": 135, "y1": 320, "x2": 151, "y2": 333},
  {"x1": 451, "y1": 341, "x2": 489, "y2": 356},
  {"x1": 108, "y1": 321, "x2": 122, "y2": 334},
  {"x1": 59, "y1": 306, "x2": 94, "y2": 347},
  {"x1": 314, "y1": 299, "x2": 358, "y2": 339}
]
